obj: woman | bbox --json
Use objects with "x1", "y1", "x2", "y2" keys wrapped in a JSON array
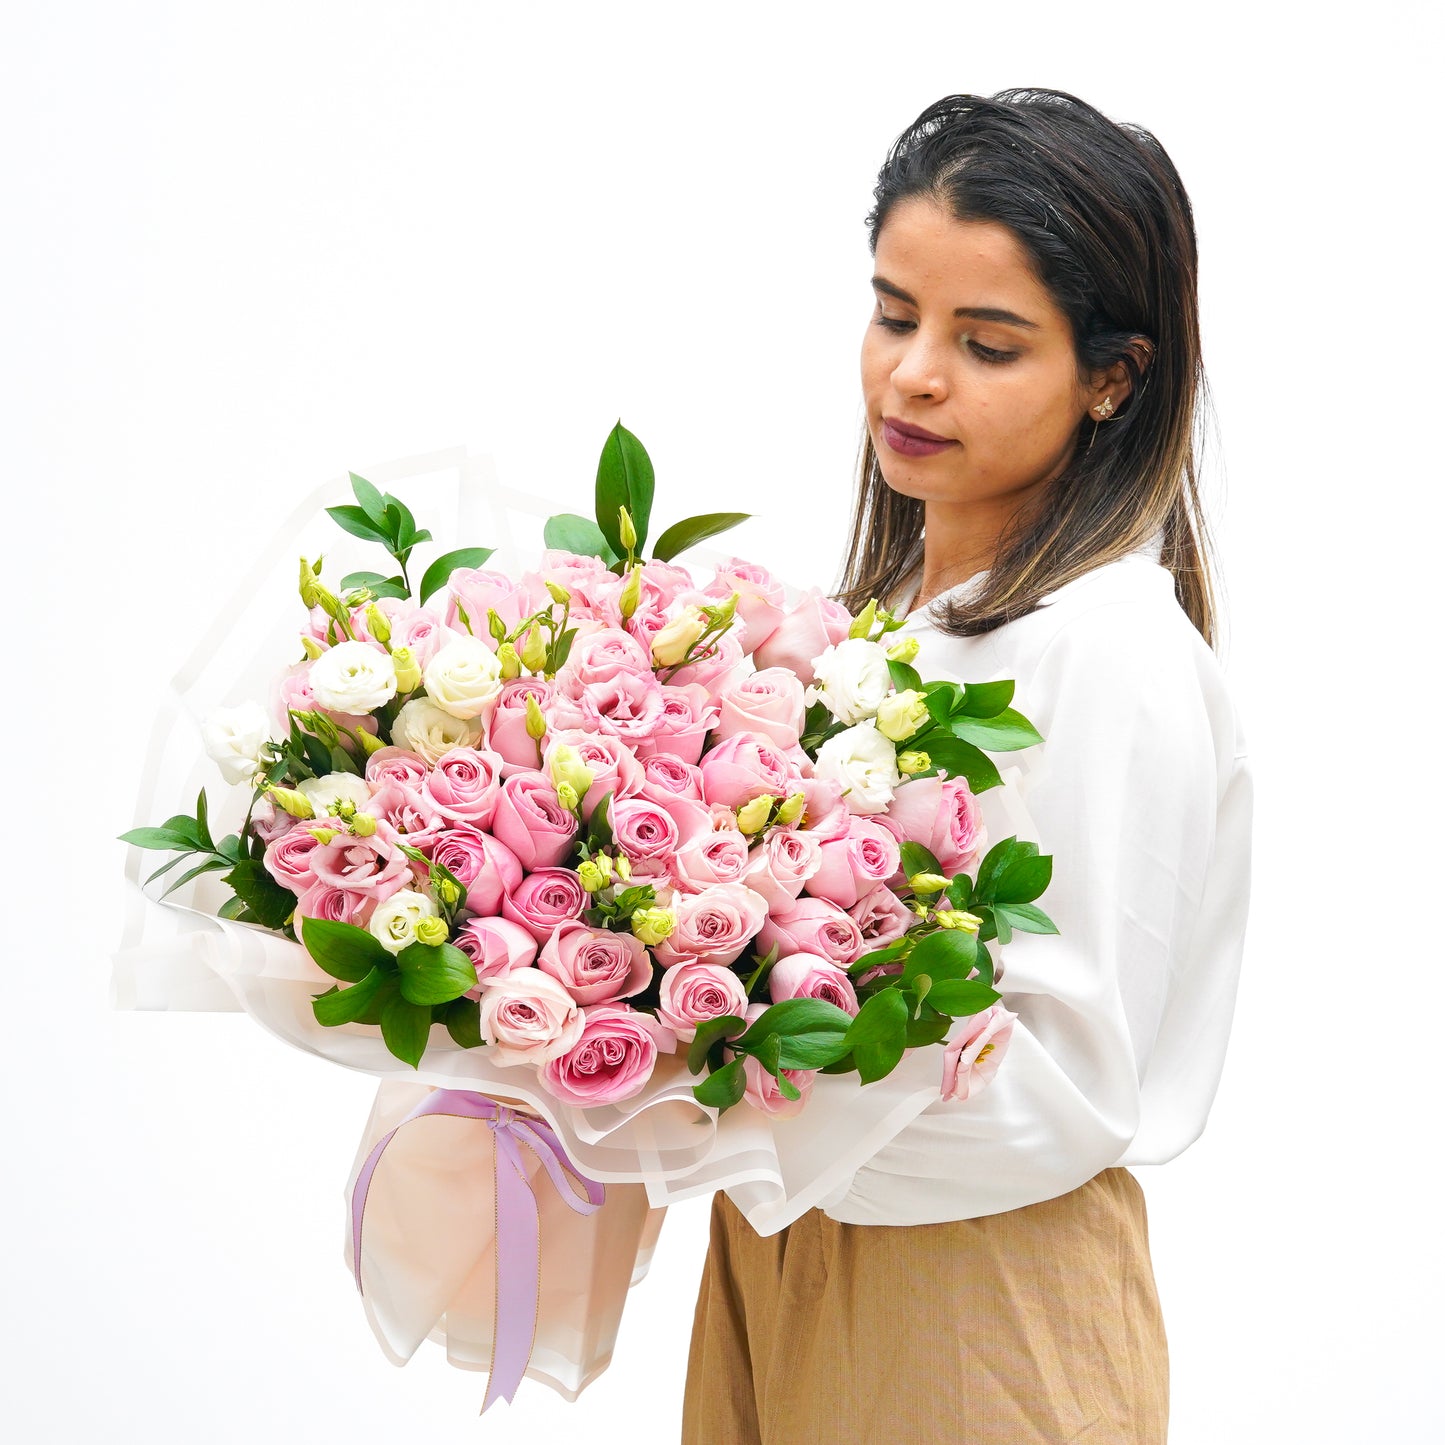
[{"x1": 682, "y1": 89, "x2": 1253, "y2": 1443}]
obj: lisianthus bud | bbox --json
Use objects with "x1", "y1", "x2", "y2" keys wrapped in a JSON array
[
  {"x1": 704, "y1": 591, "x2": 739, "y2": 631},
  {"x1": 524, "y1": 694, "x2": 547, "y2": 741},
  {"x1": 308, "y1": 826, "x2": 339, "y2": 845},
  {"x1": 556, "y1": 780, "x2": 580, "y2": 811},
  {"x1": 909, "y1": 900, "x2": 930, "y2": 918},
  {"x1": 521, "y1": 624, "x2": 548, "y2": 673},
  {"x1": 876, "y1": 689, "x2": 929, "y2": 743},
  {"x1": 775, "y1": 791, "x2": 806, "y2": 826},
  {"x1": 577, "y1": 859, "x2": 608, "y2": 893},
  {"x1": 487, "y1": 608, "x2": 508, "y2": 643},
  {"x1": 350, "y1": 812, "x2": 377, "y2": 837},
  {"x1": 548, "y1": 743, "x2": 596, "y2": 801},
  {"x1": 614, "y1": 852, "x2": 633, "y2": 882},
  {"x1": 618, "y1": 566, "x2": 642, "y2": 620},
  {"x1": 365, "y1": 604, "x2": 392, "y2": 646},
  {"x1": 295, "y1": 709, "x2": 340, "y2": 748},
  {"x1": 886, "y1": 636, "x2": 920, "y2": 664},
  {"x1": 632, "y1": 907, "x2": 675, "y2": 946},
  {"x1": 935, "y1": 909, "x2": 982, "y2": 933},
  {"x1": 498, "y1": 641, "x2": 522, "y2": 679},
  {"x1": 619, "y1": 505, "x2": 638, "y2": 553},
  {"x1": 735, "y1": 794, "x2": 774, "y2": 834},
  {"x1": 545, "y1": 579, "x2": 571, "y2": 607},
  {"x1": 391, "y1": 646, "x2": 421, "y2": 693},
  {"x1": 267, "y1": 785, "x2": 315, "y2": 819},
  {"x1": 414, "y1": 915, "x2": 449, "y2": 947},
  {"x1": 651, "y1": 607, "x2": 708, "y2": 667},
  {"x1": 436, "y1": 877, "x2": 461, "y2": 907},
  {"x1": 353, "y1": 726, "x2": 386, "y2": 757},
  {"x1": 897, "y1": 750, "x2": 931, "y2": 776},
  {"x1": 847, "y1": 598, "x2": 879, "y2": 640},
  {"x1": 298, "y1": 556, "x2": 324, "y2": 608},
  {"x1": 908, "y1": 872, "x2": 949, "y2": 895},
  {"x1": 300, "y1": 636, "x2": 324, "y2": 661}
]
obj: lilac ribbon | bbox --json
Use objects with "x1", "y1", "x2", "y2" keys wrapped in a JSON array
[{"x1": 350, "y1": 1088, "x2": 606, "y2": 1413}]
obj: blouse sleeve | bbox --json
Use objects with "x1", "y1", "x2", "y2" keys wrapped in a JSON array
[{"x1": 819, "y1": 597, "x2": 1251, "y2": 1226}]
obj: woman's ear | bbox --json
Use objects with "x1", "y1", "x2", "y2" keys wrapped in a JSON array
[{"x1": 1086, "y1": 336, "x2": 1154, "y2": 417}]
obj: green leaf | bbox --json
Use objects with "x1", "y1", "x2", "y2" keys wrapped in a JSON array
[
  {"x1": 993, "y1": 854, "x2": 1053, "y2": 905},
  {"x1": 887, "y1": 659, "x2": 924, "y2": 694},
  {"x1": 994, "y1": 901, "x2": 1059, "y2": 935},
  {"x1": 973, "y1": 835, "x2": 1021, "y2": 899},
  {"x1": 898, "y1": 840, "x2": 941, "y2": 880},
  {"x1": 688, "y1": 1014, "x2": 747, "y2": 1074},
  {"x1": 927, "y1": 979, "x2": 1001, "y2": 1016},
  {"x1": 159, "y1": 857, "x2": 228, "y2": 899},
  {"x1": 901, "y1": 928, "x2": 978, "y2": 986},
  {"x1": 992, "y1": 907, "x2": 1013, "y2": 944},
  {"x1": 846, "y1": 989, "x2": 909, "y2": 1084},
  {"x1": 923, "y1": 681, "x2": 961, "y2": 726},
  {"x1": 340, "y1": 570, "x2": 409, "y2": 600},
  {"x1": 419, "y1": 547, "x2": 496, "y2": 605},
  {"x1": 217, "y1": 896, "x2": 250, "y2": 921},
  {"x1": 776, "y1": 1073, "x2": 802, "y2": 1101},
  {"x1": 651, "y1": 511, "x2": 752, "y2": 563},
  {"x1": 300, "y1": 916, "x2": 390, "y2": 982},
  {"x1": 949, "y1": 707, "x2": 1044, "y2": 752},
  {"x1": 396, "y1": 941, "x2": 479, "y2": 1006},
  {"x1": 846, "y1": 938, "x2": 909, "y2": 976},
  {"x1": 736, "y1": 997, "x2": 853, "y2": 1049},
  {"x1": 550, "y1": 625, "x2": 579, "y2": 672},
  {"x1": 222, "y1": 860, "x2": 296, "y2": 930},
  {"x1": 904, "y1": 1009, "x2": 953, "y2": 1048},
  {"x1": 348, "y1": 472, "x2": 390, "y2": 528},
  {"x1": 754, "y1": 1033, "x2": 784, "y2": 1078},
  {"x1": 955, "y1": 679, "x2": 1015, "y2": 717},
  {"x1": 586, "y1": 791, "x2": 615, "y2": 851},
  {"x1": 945, "y1": 872, "x2": 973, "y2": 910},
  {"x1": 144, "y1": 853, "x2": 190, "y2": 886},
  {"x1": 908, "y1": 733, "x2": 1003, "y2": 793},
  {"x1": 773, "y1": 1031, "x2": 854, "y2": 1069},
  {"x1": 312, "y1": 967, "x2": 387, "y2": 1026},
  {"x1": 973, "y1": 944, "x2": 995, "y2": 988},
  {"x1": 443, "y1": 996, "x2": 484, "y2": 1049},
  {"x1": 326, "y1": 503, "x2": 390, "y2": 544},
  {"x1": 819, "y1": 1050, "x2": 857, "y2": 1075},
  {"x1": 217, "y1": 833, "x2": 247, "y2": 866},
  {"x1": 194, "y1": 789, "x2": 214, "y2": 850},
  {"x1": 692, "y1": 1055, "x2": 747, "y2": 1110},
  {"x1": 543, "y1": 512, "x2": 613, "y2": 559},
  {"x1": 382, "y1": 494, "x2": 421, "y2": 550},
  {"x1": 595, "y1": 421, "x2": 656, "y2": 556},
  {"x1": 118, "y1": 826, "x2": 197, "y2": 852},
  {"x1": 380, "y1": 993, "x2": 433, "y2": 1068}
]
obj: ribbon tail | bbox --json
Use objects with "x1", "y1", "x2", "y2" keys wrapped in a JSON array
[{"x1": 480, "y1": 1127, "x2": 541, "y2": 1414}]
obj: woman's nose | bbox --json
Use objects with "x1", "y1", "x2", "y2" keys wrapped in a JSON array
[{"x1": 890, "y1": 331, "x2": 949, "y2": 401}]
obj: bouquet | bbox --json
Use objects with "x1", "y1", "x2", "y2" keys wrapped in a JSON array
[{"x1": 123, "y1": 423, "x2": 1057, "y2": 1122}]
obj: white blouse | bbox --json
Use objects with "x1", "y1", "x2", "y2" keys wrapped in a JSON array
[{"x1": 805, "y1": 530, "x2": 1254, "y2": 1226}]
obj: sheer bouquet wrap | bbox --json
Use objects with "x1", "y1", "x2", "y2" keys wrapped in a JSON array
[{"x1": 116, "y1": 428, "x2": 1058, "y2": 1410}]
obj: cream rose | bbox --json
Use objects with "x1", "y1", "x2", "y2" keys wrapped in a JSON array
[
  {"x1": 309, "y1": 640, "x2": 398, "y2": 714},
  {"x1": 811, "y1": 720, "x2": 901, "y2": 815},
  {"x1": 200, "y1": 701, "x2": 272, "y2": 785},
  {"x1": 805, "y1": 637, "x2": 892, "y2": 725},
  {"x1": 390, "y1": 697, "x2": 483, "y2": 765},
  {"x1": 423, "y1": 635, "x2": 504, "y2": 719},
  {"x1": 367, "y1": 888, "x2": 437, "y2": 955}
]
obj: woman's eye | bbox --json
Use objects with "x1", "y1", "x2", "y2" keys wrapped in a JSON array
[
  {"x1": 968, "y1": 339, "x2": 1019, "y2": 364},
  {"x1": 874, "y1": 315, "x2": 914, "y2": 333}
]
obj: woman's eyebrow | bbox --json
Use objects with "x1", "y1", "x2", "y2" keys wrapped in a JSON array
[{"x1": 871, "y1": 275, "x2": 1039, "y2": 330}]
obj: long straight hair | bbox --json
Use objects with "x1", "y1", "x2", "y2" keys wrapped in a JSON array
[{"x1": 837, "y1": 89, "x2": 1218, "y2": 648}]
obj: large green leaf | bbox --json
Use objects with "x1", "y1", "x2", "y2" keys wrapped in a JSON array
[
  {"x1": 300, "y1": 916, "x2": 390, "y2": 982},
  {"x1": 595, "y1": 421, "x2": 655, "y2": 557},
  {"x1": 119, "y1": 826, "x2": 197, "y2": 852},
  {"x1": 688, "y1": 1014, "x2": 747, "y2": 1074},
  {"x1": 955, "y1": 679, "x2": 1015, "y2": 717},
  {"x1": 994, "y1": 901, "x2": 1059, "y2": 935},
  {"x1": 326, "y1": 503, "x2": 390, "y2": 545},
  {"x1": 910, "y1": 732, "x2": 1003, "y2": 793},
  {"x1": 223, "y1": 860, "x2": 296, "y2": 930},
  {"x1": 887, "y1": 659, "x2": 925, "y2": 695},
  {"x1": 992, "y1": 855, "x2": 1053, "y2": 905},
  {"x1": 692, "y1": 1055, "x2": 747, "y2": 1110},
  {"x1": 898, "y1": 840, "x2": 942, "y2": 880},
  {"x1": 543, "y1": 512, "x2": 612, "y2": 559},
  {"x1": 380, "y1": 993, "x2": 433, "y2": 1068},
  {"x1": 949, "y1": 708, "x2": 1043, "y2": 752},
  {"x1": 443, "y1": 996, "x2": 483, "y2": 1048},
  {"x1": 773, "y1": 1031, "x2": 854, "y2": 1069},
  {"x1": 419, "y1": 547, "x2": 496, "y2": 604},
  {"x1": 312, "y1": 967, "x2": 387, "y2": 1026},
  {"x1": 651, "y1": 511, "x2": 751, "y2": 563},
  {"x1": 736, "y1": 997, "x2": 853, "y2": 1049},
  {"x1": 847, "y1": 989, "x2": 909, "y2": 1084},
  {"x1": 349, "y1": 472, "x2": 390, "y2": 528},
  {"x1": 901, "y1": 927, "x2": 978, "y2": 986},
  {"x1": 927, "y1": 979, "x2": 1001, "y2": 1016},
  {"x1": 396, "y1": 941, "x2": 479, "y2": 1006}
]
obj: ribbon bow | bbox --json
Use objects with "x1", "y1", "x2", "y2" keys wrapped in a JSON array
[{"x1": 350, "y1": 1088, "x2": 606, "y2": 1412}]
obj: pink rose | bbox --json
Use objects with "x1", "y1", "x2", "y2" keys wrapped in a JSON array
[
  {"x1": 445, "y1": 568, "x2": 528, "y2": 641},
  {"x1": 742, "y1": 1053, "x2": 814, "y2": 1118},
  {"x1": 704, "y1": 558, "x2": 787, "y2": 654},
  {"x1": 366, "y1": 781, "x2": 447, "y2": 853},
  {"x1": 699, "y1": 732, "x2": 794, "y2": 810},
  {"x1": 488, "y1": 678, "x2": 553, "y2": 774},
  {"x1": 848, "y1": 884, "x2": 915, "y2": 951},
  {"x1": 608, "y1": 795, "x2": 703, "y2": 881},
  {"x1": 502, "y1": 867, "x2": 587, "y2": 943},
  {"x1": 263, "y1": 827, "x2": 323, "y2": 894},
  {"x1": 538, "y1": 920, "x2": 654, "y2": 1005},
  {"x1": 365, "y1": 747, "x2": 430, "y2": 789},
  {"x1": 296, "y1": 880, "x2": 370, "y2": 926},
  {"x1": 308, "y1": 827, "x2": 413, "y2": 899},
  {"x1": 431, "y1": 826, "x2": 523, "y2": 915},
  {"x1": 940, "y1": 1005, "x2": 1017, "y2": 1102},
  {"x1": 543, "y1": 730, "x2": 645, "y2": 817},
  {"x1": 750, "y1": 588, "x2": 852, "y2": 685},
  {"x1": 757, "y1": 896, "x2": 865, "y2": 967},
  {"x1": 806, "y1": 819, "x2": 902, "y2": 909},
  {"x1": 767, "y1": 951, "x2": 860, "y2": 1016},
  {"x1": 795, "y1": 776, "x2": 851, "y2": 842},
  {"x1": 521, "y1": 551, "x2": 613, "y2": 618},
  {"x1": 489, "y1": 770, "x2": 579, "y2": 869},
  {"x1": 656, "y1": 961, "x2": 750, "y2": 1041},
  {"x1": 741, "y1": 827, "x2": 822, "y2": 910},
  {"x1": 384, "y1": 603, "x2": 459, "y2": 669},
  {"x1": 541, "y1": 1004, "x2": 674, "y2": 1107},
  {"x1": 455, "y1": 915, "x2": 537, "y2": 992},
  {"x1": 423, "y1": 746, "x2": 506, "y2": 829},
  {"x1": 879, "y1": 775, "x2": 989, "y2": 878},
  {"x1": 713, "y1": 668, "x2": 807, "y2": 751},
  {"x1": 633, "y1": 684, "x2": 720, "y2": 766},
  {"x1": 639, "y1": 754, "x2": 704, "y2": 800},
  {"x1": 653, "y1": 884, "x2": 769, "y2": 969},
  {"x1": 595, "y1": 560, "x2": 697, "y2": 626},
  {"x1": 477, "y1": 968, "x2": 584, "y2": 1067},
  {"x1": 555, "y1": 626, "x2": 653, "y2": 699},
  {"x1": 670, "y1": 830, "x2": 752, "y2": 892}
]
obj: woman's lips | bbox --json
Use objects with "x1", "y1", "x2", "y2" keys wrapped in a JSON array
[{"x1": 880, "y1": 418, "x2": 957, "y2": 458}]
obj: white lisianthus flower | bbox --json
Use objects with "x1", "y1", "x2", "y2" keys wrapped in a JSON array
[
  {"x1": 309, "y1": 640, "x2": 398, "y2": 714},
  {"x1": 368, "y1": 888, "x2": 438, "y2": 955},
  {"x1": 391, "y1": 696, "x2": 484, "y2": 764},
  {"x1": 423, "y1": 635, "x2": 504, "y2": 719},
  {"x1": 297, "y1": 771, "x2": 373, "y2": 816},
  {"x1": 200, "y1": 702, "x2": 272, "y2": 785},
  {"x1": 812, "y1": 719, "x2": 901, "y2": 815},
  {"x1": 805, "y1": 637, "x2": 893, "y2": 724}
]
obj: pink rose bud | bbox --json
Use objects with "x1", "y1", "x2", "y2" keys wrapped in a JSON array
[
  {"x1": 455, "y1": 916, "x2": 538, "y2": 993},
  {"x1": 652, "y1": 883, "x2": 770, "y2": 970},
  {"x1": 713, "y1": 668, "x2": 808, "y2": 751},
  {"x1": 477, "y1": 968, "x2": 584, "y2": 1067},
  {"x1": 364, "y1": 746, "x2": 430, "y2": 789},
  {"x1": 756, "y1": 896, "x2": 865, "y2": 967},
  {"x1": 262, "y1": 827, "x2": 325, "y2": 894},
  {"x1": 488, "y1": 678, "x2": 555, "y2": 773},
  {"x1": 806, "y1": 819, "x2": 902, "y2": 909},
  {"x1": 640, "y1": 754, "x2": 705, "y2": 800},
  {"x1": 537, "y1": 920, "x2": 654, "y2": 1005},
  {"x1": 489, "y1": 770, "x2": 580, "y2": 870},
  {"x1": 430, "y1": 826, "x2": 523, "y2": 915},
  {"x1": 633, "y1": 684, "x2": 721, "y2": 766},
  {"x1": 501, "y1": 867, "x2": 588, "y2": 944},
  {"x1": 543, "y1": 729, "x2": 646, "y2": 817},
  {"x1": 940, "y1": 1005, "x2": 1017, "y2": 1102},
  {"x1": 422, "y1": 746, "x2": 506, "y2": 830},
  {"x1": 296, "y1": 881, "x2": 370, "y2": 927},
  {"x1": 848, "y1": 884, "x2": 916, "y2": 951},
  {"x1": 767, "y1": 952, "x2": 860, "y2": 1016},
  {"x1": 750, "y1": 588, "x2": 852, "y2": 685},
  {"x1": 740, "y1": 827, "x2": 823, "y2": 910},
  {"x1": 878, "y1": 775, "x2": 989, "y2": 879},
  {"x1": 703, "y1": 558, "x2": 787, "y2": 655},
  {"x1": 365, "y1": 781, "x2": 447, "y2": 853},
  {"x1": 655, "y1": 961, "x2": 750, "y2": 1041},
  {"x1": 541, "y1": 1004, "x2": 675, "y2": 1108},
  {"x1": 699, "y1": 732, "x2": 794, "y2": 811},
  {"x1": 671, "y1": 830, "x2": 753, "y2": 892}
]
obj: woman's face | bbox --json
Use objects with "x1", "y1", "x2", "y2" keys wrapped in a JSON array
[{"x1": 860, "y1": 197, "x2": 1110, "y2": 513}]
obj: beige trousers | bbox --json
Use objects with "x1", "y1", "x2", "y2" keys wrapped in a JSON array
[{"x1": 681, "y1": 1168, "x2": 1168, "y2": 1444}]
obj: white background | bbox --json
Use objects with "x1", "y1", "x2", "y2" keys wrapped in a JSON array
[{"x1": 4, "y1": 2, "x2": 1441, "y2": 1440}]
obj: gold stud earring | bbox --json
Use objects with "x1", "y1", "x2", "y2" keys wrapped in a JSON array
[{"x1": 1093, "y1": 396, "x2": 1116, "y2": 420}]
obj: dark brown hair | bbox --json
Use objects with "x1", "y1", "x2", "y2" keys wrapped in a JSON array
[{"x1": 837, "y1": 88, "x2": 1218, "y2": 647}]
